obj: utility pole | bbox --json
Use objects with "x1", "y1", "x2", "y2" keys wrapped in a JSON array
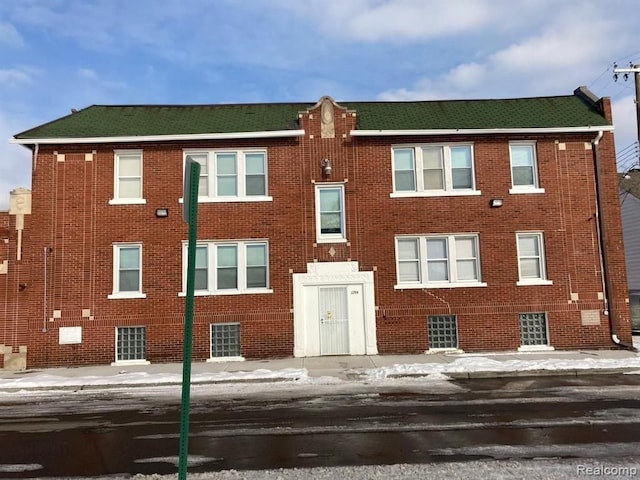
[{"x1": 614, "y1": 63, "x2": 640, "y2": 147}]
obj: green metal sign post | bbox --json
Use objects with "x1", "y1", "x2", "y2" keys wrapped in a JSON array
[{"x1": 178, "y1": 158, "x2": 200, "y2": 480}]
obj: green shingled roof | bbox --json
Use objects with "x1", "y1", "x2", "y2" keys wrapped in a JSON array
[{"x1": 14, "y1": 91, "x2": 611, "y2": 140}]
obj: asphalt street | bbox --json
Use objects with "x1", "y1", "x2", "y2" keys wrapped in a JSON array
[{"x1": 1, "y1": 374, "x2": 640, "y2": 477}]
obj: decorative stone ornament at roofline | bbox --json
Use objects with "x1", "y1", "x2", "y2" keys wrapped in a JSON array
[
  {"x1": 301, "y1": 96, "x2": 357, "y2": 139},
  {"x1": 321, "y1": 98, "x2": 335, "y2": 139}
]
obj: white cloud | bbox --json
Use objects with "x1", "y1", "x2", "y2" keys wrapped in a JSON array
[
  {"x1": 345, "y1": 0, "x2": 492, "y2": 42},
  {"x1": 0, "y1": 22, "x2": 24, "y2": 47},
  {"x1": 273, "y1": 0, "x2": 559, "y2": 43},
  {"x1": 612, "y1": 95, "x2": 639, "y2": 170},
  {"x1": 77, "y1": 68, "x2": 127, "y2": 91},
  {"x1": 378, "y1": 3, "x2": 624, "y2": 100},
  {"x1": 0, "y1": 114, "x2": 32, "y2": 211},
  {"x1": 0, "y1": 68, "x2": 33, "y2": 86}
]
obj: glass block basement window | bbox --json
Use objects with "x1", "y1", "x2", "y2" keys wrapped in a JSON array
[
  {"x1": 211, "y1": 323, "x2": 241, "y2": 358},
  {"x1": 428, "y1": 315, "x2": 458, "y2": 349},
  {"x1": 116, "y1": 326, "x2": 146, "y2": 361},
  {"x1": 519, "y1": 312, "x2": 548, "y2": 346}
]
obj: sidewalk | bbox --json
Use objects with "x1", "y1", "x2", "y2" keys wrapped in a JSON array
[{"x1": 2, "y1": 348, "x2": 640, "y2": 392}]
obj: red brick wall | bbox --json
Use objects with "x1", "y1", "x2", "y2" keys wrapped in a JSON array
[
  {"x1": 353, "y1": 132, "x2": 628, "y2": 353},
  {"x1": 11, "y1": 98, "x2": 630, "y2": 368},
  {"x1": 1, "y1": 208, "x2": 33, "y2": 367},
  {"x1": 0, "y1": 210, "x2": 7, "y2": 368}
]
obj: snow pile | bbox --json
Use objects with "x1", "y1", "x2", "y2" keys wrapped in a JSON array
[
  {"x1": 364, "y1": 356, "x2": 640, "y2": 380},
  {"x1": 0, "y1": 367, "x2": 307, "y2": 389}
]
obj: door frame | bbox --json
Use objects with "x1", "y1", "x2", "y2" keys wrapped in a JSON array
[{"x1": 292, "y1": 261, "x2": 377, "y2": 357}]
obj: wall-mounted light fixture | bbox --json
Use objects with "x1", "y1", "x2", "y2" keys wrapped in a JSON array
[
  {"x1": 322, "y1": 158, "x2": 332, "y2": 176},
  {"x1": 490, "y1": 199, "x2": 504, "y2": 208},
  {"x1": 155, "y1": 208, "x2": 169, "y2": 218}
]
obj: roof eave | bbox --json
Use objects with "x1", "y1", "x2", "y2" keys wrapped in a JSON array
[
  {"x1": 10, "y1": 129, "x2": 306, "y2": 145},
  {"x1": 350, "y1": 126, "x2": 614, "y2": 136}
]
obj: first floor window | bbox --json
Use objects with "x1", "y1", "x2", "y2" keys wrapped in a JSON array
[
  {"x1": 116, "y1": 326, "x2": 146, "y2": 362},
  {"x1": 516, "y1": 233, "x2": 550, "y2": 284},
  {"x1": 195, "y1": 246, "x2": 208, "y2": 290},
  {"x1": 428, "y1": 315, "x2": 458, "y2": 350},
  {"x1": 392, "y1": 144, "x2": 475, "y2": 194},
  {"x1": 316, "y1": 184, "x2": 346, "y2": 242},
  {"x1": 183, "y1": 241, "x2": 269, "y2": 294},
  {"x1": 519, "y1": 313, "x2": 549, "y2": 346},
  {"x1": 211, "y1": 323, "x2": 241, "y2": 358},
  {"x1": 396, "y1": 234, "x2": 483, "y2": 287},
  {"x1": 109, "y1": 244, "x2": 145, "y2": 299},
  {"x1": 112, "y1": 150, "x2": 144, "y2": 203}
]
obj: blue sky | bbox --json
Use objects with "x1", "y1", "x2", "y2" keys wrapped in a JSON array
[{"x1": 1, "y1": 0, "x2": 640, "y2": 209}]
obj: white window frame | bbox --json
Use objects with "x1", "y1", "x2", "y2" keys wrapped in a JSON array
[
  {"x1": 180, "y1": 240, "x2": 272, "y2": 296},
  {"x1": 109, "y1": 150, "x2": 146, "y2": 205},
  {"x1": 391, "y1": 144, "x2": 481, "y2": 197},
  {"x1": 316, "y1": 183, "x2": 347, "y2": 243},
  {"x1": 516, "y1": 232, "x2": 552, "y2": 285},
  {"x1": 181, "y1": 149, "x2": 272, "y2": 202},
  {"x1": 509, "y1": 141, "x2": 545, "y2": 194},
  {"x1": 108, "y1": 243, "x2": 146, "y2": 299},
  {"x1": 394, "y1": 234, "x2": 486, "y2": 289}
]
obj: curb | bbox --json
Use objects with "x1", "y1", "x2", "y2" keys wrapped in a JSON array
[
  {"x1": 0, "y1": 376, "x2": 304, "y2": 394},
  {"x1": 389, "y1": 367, "x2": 640, "y2": 380}
]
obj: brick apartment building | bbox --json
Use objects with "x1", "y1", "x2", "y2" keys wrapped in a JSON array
[{"x1": 0, "y1": 87, "x2": 632, "y2": 369}]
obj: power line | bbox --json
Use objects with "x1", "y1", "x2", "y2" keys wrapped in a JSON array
[{"x1": 614, "y1": 63, "x2": 640, "y2": 147}]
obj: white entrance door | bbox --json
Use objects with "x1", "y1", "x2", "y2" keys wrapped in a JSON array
[
  {"x1": 293, "y1": 262, "x2": 377, "y2": 358},
  {"x1": 319, "y1": 286, "x2": 350, "y2": 355}
]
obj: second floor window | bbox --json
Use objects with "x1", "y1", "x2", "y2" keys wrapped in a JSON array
[
  {"x1": 510, "y1": 142, "x2": 543, "y2": 193},
  {"x1": 184, "y1": 149, "x2": 269, "y2": 201},
  {"x1": 111, "y1": 150, "x2": 144, "y2": 204},
  {"x1": 392, "y1": 144, "x2": 476, "y2": 195}
]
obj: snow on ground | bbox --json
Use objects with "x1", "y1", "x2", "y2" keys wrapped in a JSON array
[
  {"x1": 365, "y1": 356, "x2": 640, "y2": 380},
  {"x1": 4, "y1": 458, "x2": 639, "y2": 479},
  {"x1": 2, "y1": 355, "x2": 640, "y2": 392},
  {"x1": 102, "y1": 457, "x2": 640, "y2": 480},
  {"x1": 0, "y1": 368, "x2": 307, "y2": 390}
]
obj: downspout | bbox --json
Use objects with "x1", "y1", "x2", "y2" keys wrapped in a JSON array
[
  {"x1": 43, "y1": 247, "x2": 49, "y2": 333},
  {"x1": 33, "y1": 143, "x2": 39, "y2": 172},
  {"x1": 592, "y1": 130, "x2": 635, "y2": 350}
]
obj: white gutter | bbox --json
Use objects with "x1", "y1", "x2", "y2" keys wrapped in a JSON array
[
  {"x1": 10, "y1": 129, "x2": 306, "y2": 145},
  {"x1": 350, "y1": 126, "x2": 615, "y2": 136}
]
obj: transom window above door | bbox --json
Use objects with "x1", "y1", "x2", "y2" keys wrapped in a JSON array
[
  {"x1": 183, "y1": 149, "x2": 271, "y2": 202},
  {"x1": 391, "y1": 144, "x2": 480, "y2": 197}
]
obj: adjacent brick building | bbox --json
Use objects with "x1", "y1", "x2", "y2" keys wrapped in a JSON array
[{"x1": 1, "y1": 86, "x2": 632, "y2": 369}]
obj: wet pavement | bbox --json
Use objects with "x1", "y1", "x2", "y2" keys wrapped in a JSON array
[{"x1": 2, "y1": 374, "x2": 640, "y2": 477}]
